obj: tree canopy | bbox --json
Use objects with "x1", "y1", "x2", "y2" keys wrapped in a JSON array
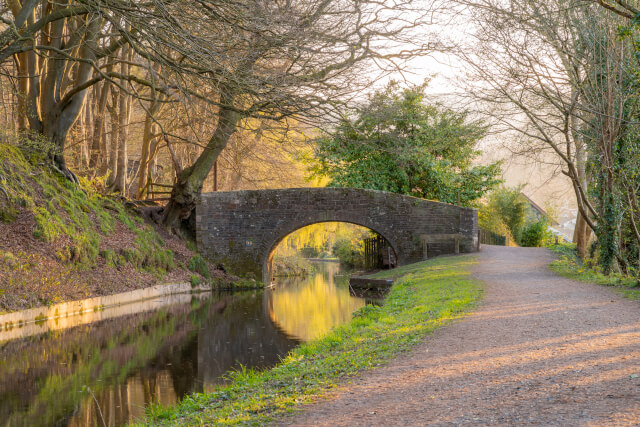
[{"x1": 310, "y1": 82, "x2": 502, "y2": 206}]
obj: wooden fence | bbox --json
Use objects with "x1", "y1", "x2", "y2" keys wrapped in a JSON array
[
  {"x1": 146, "y1": 182, "x2": 173, "y2": 202},
  {"x1": 479, "y1": 228, "x2": 508, "y2": 246},
  {"x1": 364, "y1": 235, "x2": 396, "y2": 269}
]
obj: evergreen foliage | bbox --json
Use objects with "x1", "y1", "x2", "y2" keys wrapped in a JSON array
[
  {"x1": 479, "y1": 186, "x2": 528, "y2": 244},
  {"x1": 520, "y1": 220, "x2": 553, "y2": 248},
  {"x1": 311, "y1": 82, "x2": 502, "y2": 206}
]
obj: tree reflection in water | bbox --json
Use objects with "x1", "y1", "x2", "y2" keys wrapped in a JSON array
[
  {"x1": 267, "y1": 262, "x2": 366, "y2": 341},
  {"x1": 0, "y1": 262, "x2": 365, "y2": 427}
]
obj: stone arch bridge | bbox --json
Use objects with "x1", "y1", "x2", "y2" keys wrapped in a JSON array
[{"x1": 196, "y1": 188, "x2": 479, "y2": 281}]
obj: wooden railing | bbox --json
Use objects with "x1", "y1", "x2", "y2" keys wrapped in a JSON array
[
  {"x1": 479, "y1": 228, "x2": 508, "y2": 246},
  {"x1": 146, "y1": 182, "x2": 173, "y2": 202}
]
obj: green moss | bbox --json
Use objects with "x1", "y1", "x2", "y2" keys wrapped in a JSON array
[
  {"x1": 0, "y1": 250, "x2": 17, "y2": 269},
  {"x1": 185, "y1": 239, "x2": 197, "y2": 252},
  {"x1": 100, "y1": 249, "x2": 119, "y2": 267},
  {"x1": 0, "y1": 204, "x2": 18, "y2": 223},
  {"x1": 229, "y1": 278, "x2": 259, "y2": 290},
  {"x1": 0, "y1": 141, "x2": 178, "y2": 273},
  {"x1": 141, "y1": 255, "x2": 482, "y2": 425}
]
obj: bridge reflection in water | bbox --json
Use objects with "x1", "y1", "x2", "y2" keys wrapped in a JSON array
[{"x1": 0, "y1": 262, "x2": 366, "y2": 427}]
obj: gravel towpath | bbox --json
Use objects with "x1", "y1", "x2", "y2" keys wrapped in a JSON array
[{"x1": 287, "y1": 245, "x2": 640, "y2": 426}]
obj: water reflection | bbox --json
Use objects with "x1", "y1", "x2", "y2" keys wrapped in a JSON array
[
  {"x1": 0, "y1": 262, "x2": 366, "y2": 426},
  {"x1": 0, "y1": 292, "x2": 297, "y2": 427},
  {"x1": 267, "y1": 262, "x2": 366, "y2": 341}
]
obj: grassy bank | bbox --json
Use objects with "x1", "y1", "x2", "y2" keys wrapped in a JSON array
[
  {"x1": 548, "y1": 243, "x2": 640, "y2": 300},
  {"x1": 0, "y1": 142, "x2": 233, "y2": 313},
  {"x1": 272, "y1": 254, "x2": 315, "y2": 277},
  {"x1": 141, "y1": 255, "x2": 482, "y2": 425}
]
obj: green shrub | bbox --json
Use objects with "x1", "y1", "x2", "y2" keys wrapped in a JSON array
[
  {"x1": 332, "y1": 237, "x2": 367, "y2": 267},
  {"x1": 188, "y1": 254, "x2": 210, "y2": 279},
  {"x1": 479, "y1": 186, "x2": 527, "y2": 243},
  {"x1": 520, "y1": 220, "x2": 552, "y2": 247},
  {"x1": 190, "y1": 274, "x2": 202, "y2": 287}
]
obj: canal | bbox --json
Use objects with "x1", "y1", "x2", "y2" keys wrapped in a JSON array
[{"x1": 0, "y1": 262, "x2": 369, "y2": 426}]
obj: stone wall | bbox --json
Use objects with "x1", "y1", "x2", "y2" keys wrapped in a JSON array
[{"x1": 196, "y1": 188, "x2": 479, "y2": 281}]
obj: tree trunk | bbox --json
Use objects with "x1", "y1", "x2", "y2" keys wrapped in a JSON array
[
  {"x1": 573, "y1": 211, "x2": 591, "y2": 258},
  {"x1": 13, "y1": 54, "x2": 28, "y2": 131},
  {"x1": 107, "y1": 86, "x2": 130, "y2": 194},
  {"x1": 89, "y1": 79, "x2": 111, "y2": 171},
  {"x1": 81, "y1": 95, "x2": 92, "y2": 169},
  {"x1": 112, "y1": 88, "x2": 130, "y2": 194},
  {"x1": 40, "y1": 15, "x2": 100, "y2": 183},
  {"x1": 162, "y1": 101, "x2": 240, "y2": 231},
  {"x1": 137, "y1": 100, "x2": 161, "y2": 199},
  {"x1": 107, "y1": 90, "x2": 119, "y2": 187},
  {"x1": 110, "y1": 46, "x2": 133, "y2": 194},
  {"x1": 571, "y1": 128, "x2": 592, "y2": 258}
]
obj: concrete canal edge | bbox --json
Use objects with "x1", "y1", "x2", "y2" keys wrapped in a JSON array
[
  {"x1": 0, "y1": 282, "x2": 215, "y2": 341},
  {"x1": 349, "y1": 276, "x2": 394, "y2": 291}
]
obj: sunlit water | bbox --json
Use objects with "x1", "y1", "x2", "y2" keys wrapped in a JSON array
[{"x1": 0, "y1": 261, "x2": 366, "y2": 426}]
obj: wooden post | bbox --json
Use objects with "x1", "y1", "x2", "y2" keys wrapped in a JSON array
[{"x1": 213, "y1": 160, "x2": 218, "y2": 191}]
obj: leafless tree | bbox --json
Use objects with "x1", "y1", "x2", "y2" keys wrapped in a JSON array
[
  {"x1": 150, "y1": 0, "x2": 442, "y2": 230},
  {"x1": 1, "y1": 0, "x2": 441, "y2": 230},
  {"x1": 452, "y1": 0, "x2": 635, "y2": 257},
  {"x1": 591, "y1": 0, "x2": 639, "y2": 19}
]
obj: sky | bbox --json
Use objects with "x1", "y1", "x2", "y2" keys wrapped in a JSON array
[{"x1": 382, "y1": 18, "x2": 579, "y2": 231}]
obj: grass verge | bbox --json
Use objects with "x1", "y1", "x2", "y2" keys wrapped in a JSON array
[
  {"x1": 548, "y1": 243, "x2": 640, "y2": 300},
  {"x1": 140, "y1": 255, "x2": 482, "y2": 426}
]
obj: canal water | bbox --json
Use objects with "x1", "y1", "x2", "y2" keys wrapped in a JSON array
[{"x1": 0, "y1": 262, "x2": 368, "y2": 427}]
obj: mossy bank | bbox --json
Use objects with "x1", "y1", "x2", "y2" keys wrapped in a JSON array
[
  {"x1": 0, "y1": 142, "x2": 235, "y2": 313},
  {"x1": 141, "y1": 254, "x2": 482, "y2": 425}
]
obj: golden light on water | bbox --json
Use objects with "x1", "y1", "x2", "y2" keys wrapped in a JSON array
[{"x1": 267, "y1": 263, "x2": 366, "y2": 341}]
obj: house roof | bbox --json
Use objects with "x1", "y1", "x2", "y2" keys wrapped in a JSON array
[{"x1": 520, "y1": 192, "x2": 559, "y2": 226}]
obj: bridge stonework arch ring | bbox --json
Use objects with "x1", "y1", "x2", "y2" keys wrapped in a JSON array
[{"x1": 195, "y1": 188, "x2": 479, "y2": 282}]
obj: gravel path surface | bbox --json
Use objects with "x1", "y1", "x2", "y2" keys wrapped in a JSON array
[{"x1": 288, "y1": 245, "x2": 640, "y2": 426}]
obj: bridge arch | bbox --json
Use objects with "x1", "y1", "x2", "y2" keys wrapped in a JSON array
[
  {"x1": 196, "y1": 188, "x2": 479, "y2": 282},
  {"x1": 262, "y1": 219, "x2": 399, "y2": 281}
]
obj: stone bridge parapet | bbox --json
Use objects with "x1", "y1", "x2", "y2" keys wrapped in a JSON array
[{"x1": 196, "y1": 188, "x2": 479, "y2": 281}]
